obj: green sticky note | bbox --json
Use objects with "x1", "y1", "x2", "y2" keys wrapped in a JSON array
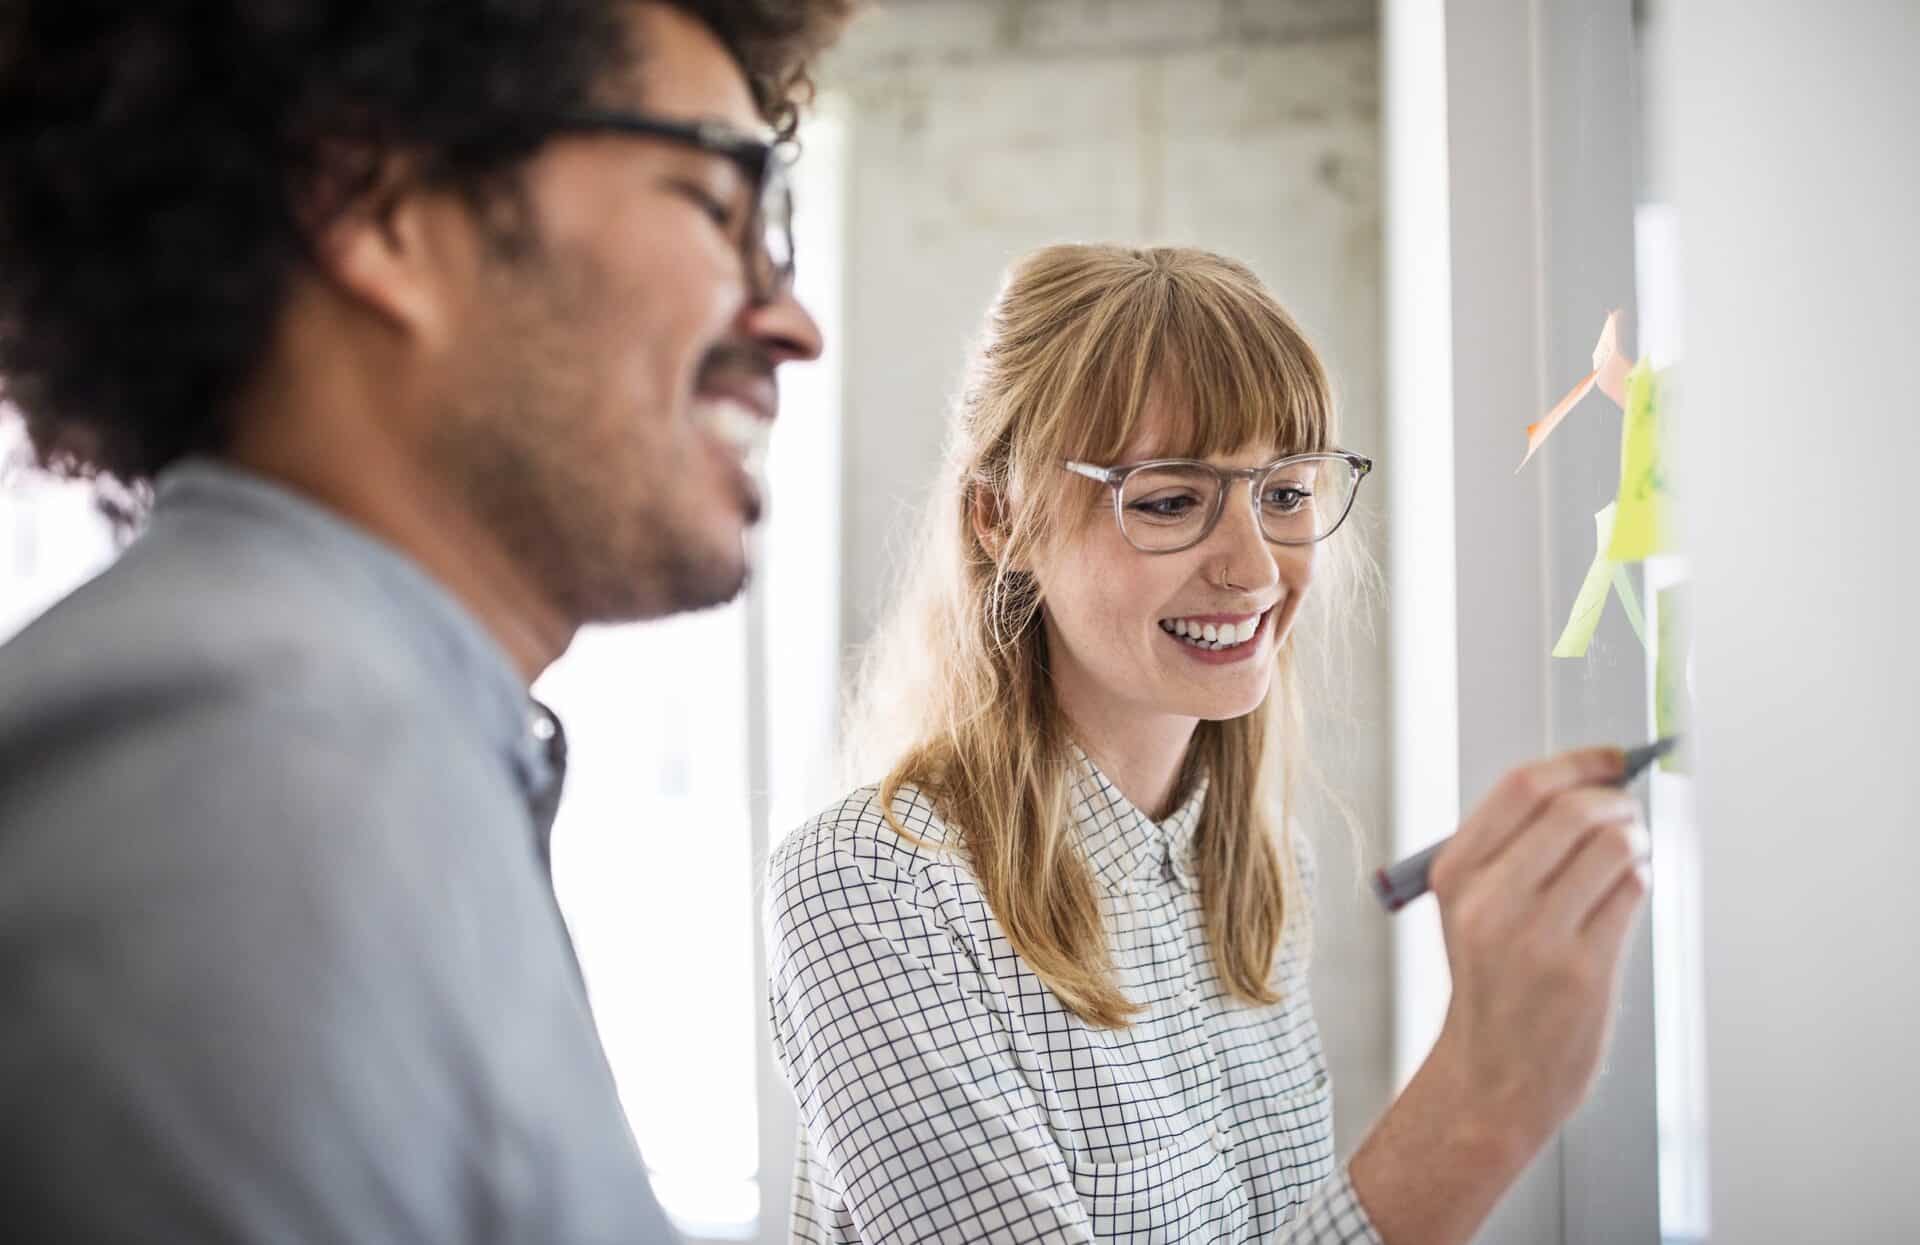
[
  {"x1": 1606, "y1": 362, "x2": 1673, "y2": 562},
  {"x1": 1553, "y1": 502, "x2": 1620, "y2": 659},
  {"x1": 1611, "y1": 563, "x2": 1647, "y2": 649},
  {"x1": 1655, "y1": 584, "x2": 1692, "y2": 773}
]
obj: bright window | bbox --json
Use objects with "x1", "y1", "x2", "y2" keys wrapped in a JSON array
[
  {"x1": 1637, "y1": 197, "x2": 1710, "y2": 1245},
  {"x1": 0, "y1": 420, "x2": 119, "y2": 644}
]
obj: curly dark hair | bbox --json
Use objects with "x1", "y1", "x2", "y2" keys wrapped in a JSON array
[{"x1": 0, "y1": 0, "x2": 853, "y2": 486}]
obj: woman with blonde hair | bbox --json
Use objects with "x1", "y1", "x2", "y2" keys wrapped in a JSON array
[{"x1": 767, "y1": 244, "x2": 1650, "y2": 1244}]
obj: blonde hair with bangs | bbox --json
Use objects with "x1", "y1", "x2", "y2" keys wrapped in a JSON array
[{"x1": 845, "y1": 243, "x2": 1355, "y2": 1029}]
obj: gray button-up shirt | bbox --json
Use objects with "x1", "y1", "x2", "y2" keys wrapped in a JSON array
[{"x1": 0, "y1": 460, "x2": 675, "y2": 1242}]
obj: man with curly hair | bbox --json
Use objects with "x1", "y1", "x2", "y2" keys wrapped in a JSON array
[{"x1": 0, "y1": 1, "x2": 851, "y2": 1238}]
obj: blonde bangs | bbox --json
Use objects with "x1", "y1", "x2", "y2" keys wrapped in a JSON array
[
  {"x1": 1031, "y1": 250, "x2": 1337, "y2": 473},
  {"x1": 1150, "y1": 265, "x2": 1335, "y2": 460}
]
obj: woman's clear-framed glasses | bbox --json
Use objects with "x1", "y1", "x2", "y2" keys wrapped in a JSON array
[{"x1": 1062, "y1": 451, "x2": 1373, "y2": 553}]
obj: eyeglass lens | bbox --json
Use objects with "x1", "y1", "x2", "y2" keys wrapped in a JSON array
[
  {"x1": 1115, "y1": 457, "x2": 1359, "y2": 551},
  {"x1": 749, "y1": 160, "x2": 795, "y2": 296}
]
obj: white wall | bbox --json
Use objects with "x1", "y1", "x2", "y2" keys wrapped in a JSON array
[
  {"x1": 821, "y1": 0, "x2": 1393, "y2": 1153},
  {"x1": 1667, "y1": 2, "x2": 1920, "y2": 1239}
]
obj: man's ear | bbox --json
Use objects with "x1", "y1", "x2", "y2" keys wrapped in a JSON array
[{"x1": 301, "y1": 155, "x2": 468, "y2": 349}]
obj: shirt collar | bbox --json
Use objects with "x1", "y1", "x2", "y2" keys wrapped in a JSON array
[
  {"x1": 1069, "y1": 746, "x2": 1208, "y2": 894},
  {"x1": 152, "y1": 458, "x2": 559, "y2": 804}
]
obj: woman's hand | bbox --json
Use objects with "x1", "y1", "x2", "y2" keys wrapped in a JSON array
[
  {"x1": 1346, "y1": 748, "x2": 1651, "y2": 1245},
  {"x1": 1424, "y1": 746, "x2": 1651, "y2": 1156}
]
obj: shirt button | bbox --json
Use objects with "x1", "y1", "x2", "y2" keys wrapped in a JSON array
[{"x1": 530, "y1": 711, "x2": 557, "y2": 743}]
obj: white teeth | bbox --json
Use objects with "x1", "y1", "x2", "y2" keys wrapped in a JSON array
[
  {"x1": 1157, "y1": 613, "x2": 1265, "y2": 651},
  {"x1": 695, "y1": 399, "x2": 771, "y2": 469}
]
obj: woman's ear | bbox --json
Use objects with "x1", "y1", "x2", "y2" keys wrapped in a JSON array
[{"x1": 968, "y1": 481, "x2": 1009, "y2": 563}]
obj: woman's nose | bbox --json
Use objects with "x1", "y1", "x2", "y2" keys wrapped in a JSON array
[{"x1": 1205, "y1": 482, "x2": 1282, "y2": 593}]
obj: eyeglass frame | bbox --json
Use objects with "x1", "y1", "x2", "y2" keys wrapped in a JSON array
[
  {"x1": 534, "y1": 107, "x2": 794, "y2": 302},
  {"x1": 1062, "y1": 450, "x2": 1374, "y2": 553}
]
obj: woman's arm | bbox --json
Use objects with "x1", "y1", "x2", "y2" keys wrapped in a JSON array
[{"x1": 1342, "y1": 747, "x2": 1651, "y2": 1244}]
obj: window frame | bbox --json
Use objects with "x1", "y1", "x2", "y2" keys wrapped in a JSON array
[{"x1": 1388, "y1": 0, "x2": 1663, "y2": 1241}]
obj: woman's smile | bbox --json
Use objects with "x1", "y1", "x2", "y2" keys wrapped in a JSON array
[{"x1": 1156, "y1": 605, "x2": 1276, "y2": 664}]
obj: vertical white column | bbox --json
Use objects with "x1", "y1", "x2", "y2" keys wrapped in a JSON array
[
  {"x1": 1433, "y1": 1, "x2": 1560, "y2": 1236},
  {"x1": 1382, "y1": 0, "x2": 1460, "y2": 1093}
]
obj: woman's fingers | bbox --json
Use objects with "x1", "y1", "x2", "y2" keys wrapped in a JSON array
[
  {"x1": 1435, "y1": 747, "x2": 1626, "y2": 889},
  {"x1": 1581, "y1": 859, "x2": 1652, "y2": 948},
  {"x1": 1532, "y1": 813, "x2": 1649, "y2": 933},
  {"x1": 1495, "y1": 786, "x2": 1643, "y2": 900},
  {"x1": 1421, "y1": 748, "x2": 1654, "y2": 1164}
]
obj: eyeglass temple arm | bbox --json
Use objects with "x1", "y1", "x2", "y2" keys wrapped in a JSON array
[{"x1": 1062, "y1": 461, "x2": 1124, "y2": 486}]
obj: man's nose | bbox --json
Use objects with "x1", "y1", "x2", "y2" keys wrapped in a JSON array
[{"x1": 739, "y1": 283, "x2": 823, "y2": 365}]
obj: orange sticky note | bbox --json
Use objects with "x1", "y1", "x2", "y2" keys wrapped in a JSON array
[{"x1": 1517, "y1": 311, "x2": 1628, "y2": 472}]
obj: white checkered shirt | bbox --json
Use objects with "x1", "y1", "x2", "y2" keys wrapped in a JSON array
[{"x1": 766, "y1": 756, "x2": 1383, "y2": 1244}]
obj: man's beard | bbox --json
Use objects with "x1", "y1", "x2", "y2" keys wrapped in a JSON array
[{"x1": 428, "y1": 252, "x2": 757, "y2": 627}]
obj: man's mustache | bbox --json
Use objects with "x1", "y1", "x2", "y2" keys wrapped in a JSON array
[{"x1": 695, "y1": 340, "x2": 776, "y2": 389}]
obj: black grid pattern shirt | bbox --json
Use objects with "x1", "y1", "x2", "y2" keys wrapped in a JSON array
[{"x1": 766, "y1": 757, "x2": 1383, "y2": 1244}]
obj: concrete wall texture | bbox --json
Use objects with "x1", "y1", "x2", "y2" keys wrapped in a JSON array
[{"x1": 820, "y1": 0, "x2": 1394, "y2": 1155}]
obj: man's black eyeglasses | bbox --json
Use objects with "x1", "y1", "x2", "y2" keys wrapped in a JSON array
[{"x1": 539, "y1": 108, "x2": 794, "y2": 303}]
